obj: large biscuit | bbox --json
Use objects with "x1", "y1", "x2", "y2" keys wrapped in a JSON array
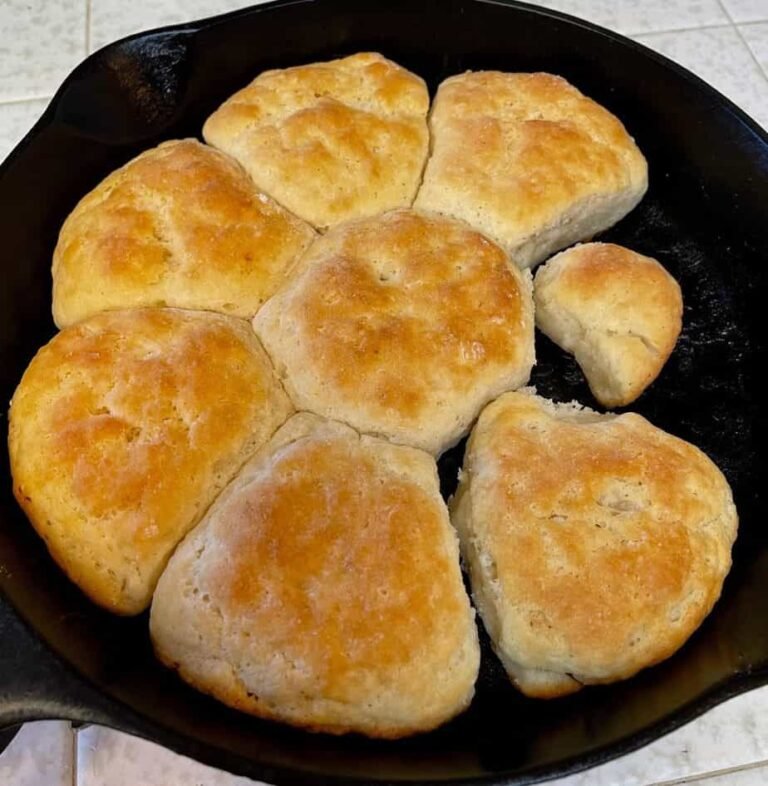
[
  {"x1": 151, "y1": 413, "x2": 480, "y2": 738},
  {"x1": 535, "y1": 243, "x2": 683, "y2": 407},
  {"x1": 451, "y1": 391, "x2": 737, "y2": 698},
  {"x1": 8, "y1": 309, "x2": 293, "y2": 614},
  {"x1": 52, "y1": 139, "x2": 315, "y2": 327},
  {"x1": 203, "y1": 52, "x2": 429, "y2": 228},
  {"x1": 414, "y1": 72, "x2": 648, "y2": 268},
  {"x1": 253, "y1": 209, "x2": 535, "y2": 455}
]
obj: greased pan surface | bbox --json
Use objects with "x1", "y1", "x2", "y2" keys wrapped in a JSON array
[{"x1": 1, "y1": 0, "x2": 767, "y2": 783}]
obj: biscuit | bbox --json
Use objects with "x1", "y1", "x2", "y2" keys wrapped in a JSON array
[
  {"x1": 150, "y1": 413, "x2": 480, "y2": 738},
  {"x1": 534, "y1": 243, "x2": 683, "y2": 407},
  {"x1": 253, "y1": 209, "x2": 535, "y2": 454},
  {"x1": 203, "y1": 52, "x2": 429, "y2": 228},
  {"x1": 52, "y1": 139, "x2": 315, "y2": 327},
  {"x1": 451, "y1": 391, "x2": 737, "y2": 698},
  {"x1": 414, "y1": 72, "x2": 648, "y2": 268},
  {"x1": 8, "y1": 309, "x2": 293, "y2": 614}
]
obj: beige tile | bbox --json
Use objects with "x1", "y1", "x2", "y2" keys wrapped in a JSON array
[
  {"x1": 634, "y1": 26, "x2": 768, "y2": 129},
  {"x1": 76, "y1": 726, "x2": 263, "y2": 786},
  {"x1": 548, "y1": 684, "x2": 768, "y2": 785},
  {"x1": 721, "y1": 0, "x2": 768, "y2": 24},
  {"x1": 0, "y1": 99, "x2": 50, "y2": 163},
  {"x1": 0, "y1": 721, "x2": 73, "y2": 786},
  {"x1": 0, "y1": 0, "x2": 85, "y2": 101},
  {"x1": 741, "y1": 22, "x2": 768, "y2": 77},
  {"x1": 89, "y1": 0, "x2": 272, "y2": 52},
  {"x1": 529, "y1": 0, "x2": 728, "y2": 36},
  {"x1": 654, "y1": 759, "x2": 768, "y2": 783}
]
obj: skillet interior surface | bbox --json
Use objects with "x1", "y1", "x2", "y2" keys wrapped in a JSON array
[{"x1": 1, "y1": 0, "x2": 767, "y2": 783}]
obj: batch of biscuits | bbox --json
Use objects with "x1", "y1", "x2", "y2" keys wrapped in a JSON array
[{"x1": 8, "y1": 53, "x2": 738, "y2": 738}]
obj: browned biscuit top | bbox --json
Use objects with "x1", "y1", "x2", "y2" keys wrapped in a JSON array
[
  {"x1": 254, "y1": 209, "x2": 535, "y2": 453},
  {"x1": 203, "y1": 52, "x2": 429, "y2": 228},
  {"x1": 52, "y1": 139, "x2": 315, "y2": 326},
  {"x1": 415, "y1": 72, "x2": 647, "y2": 267},
  {"x1": 534, "y1": 243, "x2": 683, "y2": 407},
  {"x1": 9, "y1": 308, "x2": 292, "y2": 614},
  {"x1": 151, "y1": 414, "x2": 479, "y2": 737},
  {"x1": 452, "y1": 392, "x2": 737, "y2": 695}
]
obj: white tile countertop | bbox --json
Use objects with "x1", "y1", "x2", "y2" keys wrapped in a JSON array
[{"x1": 1, "y1": 0, "x2": 767, "y2": 784}]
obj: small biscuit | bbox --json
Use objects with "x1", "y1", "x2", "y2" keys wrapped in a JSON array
[
  {"x1": 150, "y1": 413, "x2": 480, "y2": 738},
  {"x1": 253, "y1": 209, "x2": 535, "y2": 455},
  {"x1": 52, "y1": 139, "x2": 315, "y2": 327},
  {"x1": 203, "y1": 52, "x2": 429, "y2": 228},
  {"x1": 451, "y1": 391, "x2": 737, "y2": 698},
  {"x1": 534, "y1": 243, "x2": 683, "y2": 408},
  {"x1": 8, "y1": 309, "x2": 293, "y2": 614},
  {"x1": 414, "y1": 72, "x2": 648, "y2": 268}
]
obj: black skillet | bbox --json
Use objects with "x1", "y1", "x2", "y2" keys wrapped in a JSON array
[{"x1": 1, "y1": 0, "x2": 767, "y2": 783}]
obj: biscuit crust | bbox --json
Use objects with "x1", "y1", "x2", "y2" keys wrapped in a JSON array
[
  {"x1": 534, "y1": 243, "x2": 683, "y2": 407},
  {"x1": 52, "y1": 139, "x2": 315, "y2": 327},
  {"x1": 9, "y1": 309, "x2": 293, "y2": 614},
  {"x1": 151, "y1": 414, "x2": 480, "y2": 737},
  {"x1": 415, "y1": 72, "x2": 648, "y2": 268},
  {"x1": 451, "y1": 391, "x2": 737, "y2": 697},
  {"x1": 253, "y1": 209, "x2": 535, "y2": 454},
  {"x1": 203, "y1": 52, "x2": 429, "y2": 229}
]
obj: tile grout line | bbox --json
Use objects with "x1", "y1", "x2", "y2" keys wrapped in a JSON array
[
  {"x1": 649, "y1": 755, "x2": 768, "y2": 785},
  {"x1": 634, "y1": 20, "x2": 740, "y2": 38},
  {"x1": 85, "y1": 0, "x2": 92, "y2": 54},
  {"x1": 71, "y1": 725, "x2": 78, "y2": 786},
  {"x1": 0, "y1": 95, "x2": 53, "y2": 106},
  {"x1": 736, "y1": 26, "x2": 768, "y2": 85},
  {"x1": 715, "y1": 0, "x2": 768, "y2": 84}
]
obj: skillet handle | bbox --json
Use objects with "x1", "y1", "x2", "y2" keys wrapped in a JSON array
[{"x1": 0, "y1": 595, "x2": 127, "y2": 732}]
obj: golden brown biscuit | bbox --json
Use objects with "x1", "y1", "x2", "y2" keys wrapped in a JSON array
[
  {"x1": 414, "y1": 72, "x2": 648, "y2": 268},
  {"x1": 151, "y1": 413, "x2": 480, "y2": 738},
  {"x1": 8, "y1": 309, "x2": 293, "y2": 614},
  {"x1": 52, "y1": 139, "x2": 315, "y2": 327},
  {"x1": 203, "y1": 52, "x2": 429, "y2": 229},
  {"x1": 253, "y1": 209, "x2": 535, "y2": 454},
  {"x1": 451, "y1": 391, "x2": 737, "y2": 698},
  {"x1": 534, "y1": 243, "x2": 683, "y2": 407}
]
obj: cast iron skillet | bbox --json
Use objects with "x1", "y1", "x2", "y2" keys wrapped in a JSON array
[{"x1": 1, "y1": 0, "x2": 767, "y2": 783}]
